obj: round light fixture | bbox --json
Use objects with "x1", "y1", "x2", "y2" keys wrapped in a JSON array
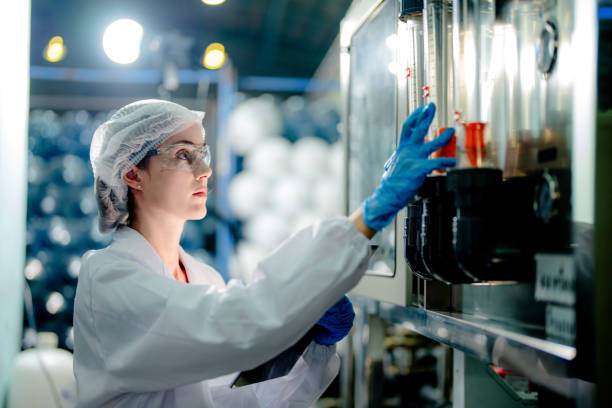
[
  {"x1": 202, "y1": 42, "x2": 226, "y2": 69},
  {"x1": 102, "y1": 19, "x2": 143, "y2": 64},
  {"x1": 44, "y1": 36, "x2": 66, "y2": 63}
]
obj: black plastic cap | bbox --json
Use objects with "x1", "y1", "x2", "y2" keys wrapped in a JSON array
[
  {"x1": 418, "y1": 175, "x2": 447, "y2": 198},
  {"x1": 446, "y1": 168, "x2": 502, "y2": 192},
  {"x1": 495, "y1": 0, "x2": 509, "y2": 21},
  {"x1": 399, "y1": 0, "x2": 424, "y2": 21}
]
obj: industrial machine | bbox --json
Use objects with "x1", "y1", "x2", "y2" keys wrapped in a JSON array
[{"x1": 341, "y1": 0, "x2": 603, "y2": 405}]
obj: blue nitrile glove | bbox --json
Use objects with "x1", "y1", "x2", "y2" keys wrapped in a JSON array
[
  {"x1": 313, "y1": 296, "x2": 355, "y2": 346},
  {"x1": 362, "y1": 103, "x2": 456, "y2": 231}
]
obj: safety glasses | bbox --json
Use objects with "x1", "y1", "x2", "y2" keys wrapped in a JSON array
[{"x1": 145, "y1": 143, "x2": 211, "y2": 172}]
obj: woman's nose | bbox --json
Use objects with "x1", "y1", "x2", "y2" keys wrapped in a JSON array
[{"x1": 194, "y1": 161, "x2": 212, "y2": 180}]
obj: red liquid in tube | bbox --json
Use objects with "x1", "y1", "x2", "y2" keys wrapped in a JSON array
[
  {"x1": 463, "y1": 122, "x2": 486, "y2": 167},
  {"x1": 430, "y1": 127, "x2": 456, "y2": 174},
  {"x1": 430, "y1": 127, "x2": 456, "y2": 159}
]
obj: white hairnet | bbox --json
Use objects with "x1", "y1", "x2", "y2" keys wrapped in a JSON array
[{"x1": 90, "y1": 99, "x2": 205, "y2": 232}]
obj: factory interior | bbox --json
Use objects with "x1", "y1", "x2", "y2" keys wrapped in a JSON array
[{"x1": 1, "y1": 0, "x2": 611, "y2": 407}]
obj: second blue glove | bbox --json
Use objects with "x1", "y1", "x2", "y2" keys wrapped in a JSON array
[{"x1": 313, "y1": 296, "x2": 355, "y2": 346}]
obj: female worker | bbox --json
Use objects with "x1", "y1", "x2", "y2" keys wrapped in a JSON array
[{"x1": 73, "y1": 99, "x2": 455, "y2": 407}]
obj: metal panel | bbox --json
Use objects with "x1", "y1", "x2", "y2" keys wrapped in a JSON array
[
  {"x1": 342, "y1": 0, "x2": 415, "y2": 306},
  {"x1": 595, "y1": 3, "x2": 612, "y2": 407},
  {"x1": 0, "y1": 0, "x2": 29, "y2": 402},
  {"x1": 343, "y1": 0, "x2": 599, "y2": 400}
]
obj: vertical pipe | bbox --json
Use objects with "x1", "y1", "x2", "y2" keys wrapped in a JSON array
[
  {"x1": 352, "y1": 299, "x2": 369, "y2": 408},
  {"x1": 404, "y1": 9, "x2": 425, "y2": 114},
  {"x1": 424, "y1": 0, "x2": 453, "y2": 132},
  {"x1": 0, "y1": 0, "x2": 30, "y2": 402},
  {"x1": 572, "y1": 0, "x2": 596, "y2": 226},
  {"x1": 215, "y1": 62, "x2": 237, "y2": 281},
  {"x1": 594, "y1": 4, "x2": 612, "y2": 407}
]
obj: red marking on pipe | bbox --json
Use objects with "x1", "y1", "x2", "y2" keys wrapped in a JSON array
[{"x1": 423, "y1": 85, "x2": 430, "y2": 98}]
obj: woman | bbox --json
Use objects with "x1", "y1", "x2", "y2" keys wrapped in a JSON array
[{"x1": 73, "y1": 99, "x2": 454, "y2": 407}]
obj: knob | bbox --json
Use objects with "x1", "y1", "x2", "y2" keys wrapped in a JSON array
[
  {"x1": 534, "y1": 170, "x2": 561, "y2": 223},
  {"x1": 536, "y1": 21, "x2": 559, "y2": 77}
]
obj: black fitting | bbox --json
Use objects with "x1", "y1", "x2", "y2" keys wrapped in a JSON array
[
  {"x1": 533, "y1": 168, "x2": 572, "y2": 252},
  {"x1": 399, "y1": 0, "x2": 424, "y2": 21},
  {"x1": 446, "y1": 167, "x2": 502, "y2": 191},
  {"x1": 447, "y1": 168, "x2": 502, "y2": 217},
  {"x1": 447, "y1": 168, "x2": 537, "y2": 281},
  {"x1": 420, "y1": 176, "x2": 476, "y2": 284},
  {"x1": 404, "y1": 198, "x2": 433, "y2": 280},
  {"x1": 418, "y1": 174, "x2": 447, "y2": 198}
]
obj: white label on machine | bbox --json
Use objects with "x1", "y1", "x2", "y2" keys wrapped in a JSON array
[
  {"x1": 534, "y1": 254, "x2": 576, "y2": 305},
  {"x1": 545, "y1": 304, "x2": 576, "y2": 342}
]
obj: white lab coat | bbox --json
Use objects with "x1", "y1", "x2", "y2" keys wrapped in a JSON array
[{"x1": 73, "y1": 217, "x2": 370, "y2": 407}]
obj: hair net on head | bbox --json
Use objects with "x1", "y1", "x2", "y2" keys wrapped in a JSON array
[{"x1": 90, "y1": 99, "x2": 205, "y2": 233}]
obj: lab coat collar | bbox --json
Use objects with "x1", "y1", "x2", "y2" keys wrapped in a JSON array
[
  {"x1": 111, "y1": 226, "x2": 177, "y2": 281},
  {"x1": 179, "y1": 247, "x2": 199, "y2": 284},
  {"x1": 110, "y1": 226, "x2": 223, "y2": 287}
]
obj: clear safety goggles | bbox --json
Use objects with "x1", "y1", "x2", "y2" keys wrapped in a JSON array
[{"x1": 144, "y1": 143, "x2": 211, "y2": 172}]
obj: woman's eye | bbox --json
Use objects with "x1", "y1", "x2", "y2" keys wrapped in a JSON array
[{"x1": 175, "y1": 150, "x2": 190, "y2": 160}]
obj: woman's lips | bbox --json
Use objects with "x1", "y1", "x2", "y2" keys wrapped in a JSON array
[{"x1": 193, "y1": 191, "x2": 207, "y2": 198}]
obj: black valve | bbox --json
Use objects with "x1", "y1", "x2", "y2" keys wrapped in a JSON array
[
  {"x1": 446, "y1": 168, "x2": 542, "y2": 281},
  {"x1": 419, "y1": 176, "x2": 476, "y2": 284},
  {"x1": 399, "y1": 0, "x2": 424, "y2": 22},
  {"x1": 404, "y1": 197, "x2": 433, "y2": 280},
  {"x1": 533, "y1": 168, "x2": 572, "y2": 252}
]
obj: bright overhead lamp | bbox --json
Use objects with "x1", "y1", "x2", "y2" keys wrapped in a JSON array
[
  {"x1": 202, "y1": 0, "x2": 227, "y2": 5},
  {"x1": 202, "y1": 42, "x2": 226, "y2": 69},
  {"x1": 44, "y1": 36, "x2": 66, "y2": 63},
  {"x1": 103, "y1": 19, "x2": 143, "y2": 64}
]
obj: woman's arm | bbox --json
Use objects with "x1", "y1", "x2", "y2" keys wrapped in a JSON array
[
  {"x1": 79, "y1": 218, "x2": 370, "y2": 393},
  {"x1": 349, "y1": 207, "x2": 377, "y2": 240}
]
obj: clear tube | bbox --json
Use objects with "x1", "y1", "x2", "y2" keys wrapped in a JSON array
[
  {"x1": 423, "y1": 1, "x2": 456, "y2": 173},
  {"x1": 423, "y1": 0, "x2": 454, "y2": 139},
  {"x1": 404, "y1": 14, "x2": 425, "y2": 114},
  {"x1": 451, "y1": 0, "x2": 495, "y2": 168},
  {"x1": 502, "y1": 1, "x2": 542, "y2": 177}
]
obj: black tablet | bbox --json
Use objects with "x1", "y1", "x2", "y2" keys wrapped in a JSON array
[{"x1": 230, "y1": 327, "x2": 319, "y2": 388}]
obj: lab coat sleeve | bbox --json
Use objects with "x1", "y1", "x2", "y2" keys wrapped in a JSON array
[
  {"x1": 208, "y1": 342, "x2": 340, "y2": 408},
  {"x1": 85, "y1": 217, "x2": 369, "y2": 394}
]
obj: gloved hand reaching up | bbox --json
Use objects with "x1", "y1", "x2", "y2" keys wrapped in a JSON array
[
  {"x1": 362, "y1": 103, "x2": 456, "y2": 231},
  {"x1": 313, "y1": 296, "x2": 355, "y2": 346}
]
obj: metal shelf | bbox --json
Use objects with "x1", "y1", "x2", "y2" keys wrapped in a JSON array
[{"x1": 354, "y1": 296, "x2": 576, "y2": 364}]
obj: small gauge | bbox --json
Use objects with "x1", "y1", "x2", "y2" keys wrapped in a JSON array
[
  {"x1": 534, "y1": 170, "x2": 561, "y2": 223},
  {"x1": 536, "y1": 21, "x2": 559, "y2": 77}
]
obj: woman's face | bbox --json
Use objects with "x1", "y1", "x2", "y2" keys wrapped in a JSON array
[{"x1": 138, "y1": 123, "x2": 212, "y2": 221}]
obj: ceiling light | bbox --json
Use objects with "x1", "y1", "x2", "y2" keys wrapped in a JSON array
[
  {"x1": 103, "y1": 19, "x2": 143, "y2": 64},
  {"x1": 44, "y1": 36, "x2": 66, "y2": 63},
  {"x1": 202, "y1": 42, "x2": 226, "y2": 69},
  {"x1": 202, "y1": 0, "x2": 227, "y2": 5}
]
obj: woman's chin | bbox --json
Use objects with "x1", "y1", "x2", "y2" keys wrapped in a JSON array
[{"x1": 187, "y1": 207, "x2": 207, "y2": 220}]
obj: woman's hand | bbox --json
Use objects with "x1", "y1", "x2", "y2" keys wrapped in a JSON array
[
  {"x1": 360, "y1": 103, "x2": 456, "y2": 233},
  {"x1": 313, "y1": 296, "x2": 355, "y2": 346}
]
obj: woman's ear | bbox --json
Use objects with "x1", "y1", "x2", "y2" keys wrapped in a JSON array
[{"x1": 123, "y1": 168, "x2": 142, "y2": 191}]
